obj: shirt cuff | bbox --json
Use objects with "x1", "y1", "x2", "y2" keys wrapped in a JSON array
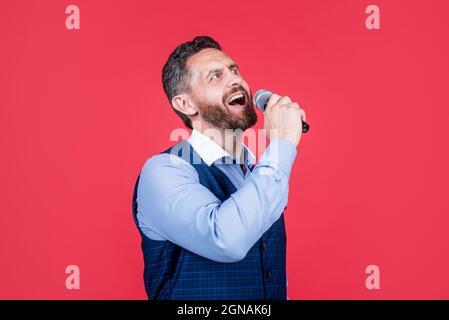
[{"x1": 257, "y1": 139, "x2": 297, "y2": 178}]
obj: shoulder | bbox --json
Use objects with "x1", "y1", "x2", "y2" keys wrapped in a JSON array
[
  {"x1": 139, "y1": 150, "x2": 199, "y2": 187},
  {"x1": 136, "y1": 150, "x2": 201, "y2": 215}
]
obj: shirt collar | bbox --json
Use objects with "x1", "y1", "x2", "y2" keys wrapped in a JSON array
[{"x1": 188, "y1": 129, "x2": 256, "y2": 167}]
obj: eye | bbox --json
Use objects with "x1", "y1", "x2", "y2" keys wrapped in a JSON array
[
  {"x1": 231, "y1": 68, "x2": 239, "y2": 75},
  {"x1": 210, "y1": 72, "x2": 222, "y2": 81}
]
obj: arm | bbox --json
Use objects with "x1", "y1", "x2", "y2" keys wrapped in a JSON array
[{"x1": 136, "y1": 139, "x2": 297, "y2": 263}]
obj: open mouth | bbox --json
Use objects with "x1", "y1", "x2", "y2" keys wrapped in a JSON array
[{"x1": 226, "y1": 92, "x2": 247, "y2": 107}]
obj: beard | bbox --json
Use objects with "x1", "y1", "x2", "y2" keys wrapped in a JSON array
[{"x1": 196, "y1": 88, "x2": 258, "y2": 131}]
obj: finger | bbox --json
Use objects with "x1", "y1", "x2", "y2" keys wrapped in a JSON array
[
  {"x1": 288, "y1": 105, "x2": 303, "y2": 121},
  {"x1": 288, "y1": 102, "x2": 300, "y2": 109},
  {"x1": 300, "y1": 109, "x2": 306, "y2": 122},
  {"x1": 277, "y1": 96, "x2": 292, "y2": 105},
  {"x1": 265, "y1": 93, "x2": 282, "y2": 112}
]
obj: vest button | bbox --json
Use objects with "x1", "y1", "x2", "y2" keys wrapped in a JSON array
[
  {"x1": 265, "y1": 271, "x2": 272, "y2": 279},
  {"x1": 261, "y1": 241, "x2": 267, "y2": 252}
]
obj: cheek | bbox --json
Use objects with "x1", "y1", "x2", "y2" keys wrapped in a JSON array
[
  {"x1": 204, "y1": 88, "x2": 226, "y2": 105},
  {"x1": 191, "y1": 87, "x2": 217, "y2": 105},
  {"x1": 191, "y1": 81, "x2": 226, "y2": 106},
  {"x1": 242, "y1": 81, "x2": 250, "y2": 92}
]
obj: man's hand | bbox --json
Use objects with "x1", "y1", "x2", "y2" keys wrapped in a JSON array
[{"x1": 263, "y1": 93, "x2": 307, "y2": 147}]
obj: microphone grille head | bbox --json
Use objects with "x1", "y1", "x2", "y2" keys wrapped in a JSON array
[{"x1": 254, "y1": 89, "x2": 273, "y2": 112}]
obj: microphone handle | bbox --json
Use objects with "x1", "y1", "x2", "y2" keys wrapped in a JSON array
[{"x1": 302, "y1": 121, "x2": 310, "y2": 133}]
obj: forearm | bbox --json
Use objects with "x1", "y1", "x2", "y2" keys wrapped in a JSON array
[{"x1": 213, "y1": 139, "x2": 296, "y2": 259}]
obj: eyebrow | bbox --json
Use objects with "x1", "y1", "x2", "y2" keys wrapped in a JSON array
[{"x1": 205, "y1": 63, "x2": 239, "y2": 80}]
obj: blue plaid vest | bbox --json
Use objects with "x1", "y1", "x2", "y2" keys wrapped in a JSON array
[{"x1": 132, "y1": 140, "x2": 287, "y2": 300}]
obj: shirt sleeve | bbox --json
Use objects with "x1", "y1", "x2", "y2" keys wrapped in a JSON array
[{"x1": 136, "y1": 139, "x2": 297, "y2": 263}]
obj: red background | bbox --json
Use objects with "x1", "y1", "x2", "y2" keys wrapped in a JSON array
[{"x1": 1, "y1": 0, "x2": 449, "y2": 299}]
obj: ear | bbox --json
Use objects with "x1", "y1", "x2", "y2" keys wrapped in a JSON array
[{"x1": 172, "y1": 94, "x2": 198, "y2": 117}]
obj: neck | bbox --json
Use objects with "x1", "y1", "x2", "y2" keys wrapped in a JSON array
[{"x1": 193, "y1": 123, "x2": 244, "y2": 162}]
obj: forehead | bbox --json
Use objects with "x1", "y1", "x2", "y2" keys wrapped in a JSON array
[{"x1": 187, "y1": 48, "x2": 235, "y2": 75}]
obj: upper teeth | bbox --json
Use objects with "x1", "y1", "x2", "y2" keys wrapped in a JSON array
[{"x1": 228, "y1": 93, "x2": 244, "y2": 104}]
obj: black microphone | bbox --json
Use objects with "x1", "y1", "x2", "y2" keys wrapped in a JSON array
[{"x1": 254, "y1": 89, "x2": 310, "y2": 133}]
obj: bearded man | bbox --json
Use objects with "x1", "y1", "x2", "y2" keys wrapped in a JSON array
[{"x1": 132, "y1": 36, "x2": 307, "y2": 300}]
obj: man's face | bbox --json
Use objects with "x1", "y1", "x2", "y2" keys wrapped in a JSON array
[{"x1": 186, "y1": 48, "x2": 257, "y2": 131}]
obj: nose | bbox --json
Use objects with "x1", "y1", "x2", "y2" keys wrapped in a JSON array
[{"x1": 227, "y1": 72, "x2": 242, "y2": 88}]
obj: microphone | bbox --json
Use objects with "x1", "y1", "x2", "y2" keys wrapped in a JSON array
[{"x1": 254, "y1": 89, "x2": 310, "y2": 133}]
